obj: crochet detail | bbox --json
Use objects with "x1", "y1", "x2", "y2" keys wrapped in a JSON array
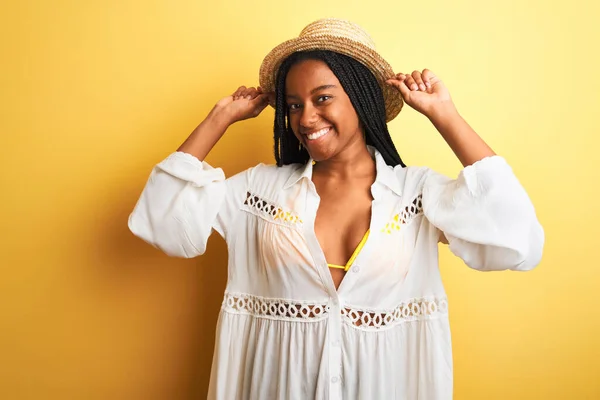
[
  {"x1": 222, "y1": 293, "x2": 330, "y2": 321},
  {"x1": 222, "y1": 293, "x2": 447, "y2": 329},
  {"x1": 244, "y1": 192, "x2": 303, "y2": 224},
  {"x1": 342, "y1": 297, "x2": 448, "y2": 330},
  {"x1": 382, "y1": 194, "x2": 423, "y2": 234}
]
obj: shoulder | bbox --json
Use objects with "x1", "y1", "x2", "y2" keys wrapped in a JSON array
[
  {"x1": 249, "y1": 162, "x2": 302, "y2": 181},
  {"x1": 227, "y1": 162, "x2": 300, "y2": 181},
  {"x1": 242, "y1": 162, "x2": 305, "y2": 195},
  {"x1": 391, "y1": 164, "x2": 441, "y2": 197}
]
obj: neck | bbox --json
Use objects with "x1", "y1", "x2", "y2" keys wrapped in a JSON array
[{"x1": 313, "y1": 139, "x2": 375, "y2": 180}]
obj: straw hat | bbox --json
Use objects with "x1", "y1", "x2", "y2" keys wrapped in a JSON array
[{"x1": 259, "y1": 18, "x2": 403, "y2": 122}]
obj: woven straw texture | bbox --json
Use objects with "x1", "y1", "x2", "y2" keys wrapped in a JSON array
[{"x1": 259, "y1": 18, "x2": 403, "y2": 122}]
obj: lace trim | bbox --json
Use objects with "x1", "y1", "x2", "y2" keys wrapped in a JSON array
[
  {"x1": 222, "y1": 292, "x2": 330, "y2": 321},
  {"x1": 222, "y1": 292, "x2": 447, "y2": 329},
  {"x1": 382, "y1": 194, "x2": 423, "y2": 234},
  {"x1": 243, "y1": 192, "x2": 303, "y2": 225},
  {"x1": 342, "y1": 297, "x2": 448, "y2": 331}
]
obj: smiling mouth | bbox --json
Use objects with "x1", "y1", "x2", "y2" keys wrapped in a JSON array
[{"x1": 305, "y1": 127, "x2": 331, "y2": 141}]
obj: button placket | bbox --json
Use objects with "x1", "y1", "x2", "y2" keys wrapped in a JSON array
[
  {"x1": 328, "y1": 299, "x2": 342, "y2": 400},
  {"x1": 303, "y1": 188, "x2": 339, "y2": 300}
]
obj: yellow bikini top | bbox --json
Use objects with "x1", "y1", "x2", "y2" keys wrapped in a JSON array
[{"x1": 327, "y1": 229, "x2": 370, "y2": 272}]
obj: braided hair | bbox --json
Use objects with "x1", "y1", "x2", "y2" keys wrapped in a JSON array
[{"x1": 273, "y1": 50, "x2": 405, "y2": 167}]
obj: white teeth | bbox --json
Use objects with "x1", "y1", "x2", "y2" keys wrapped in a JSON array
[{"x1": 306, "y1": 127, "x2": 330, "y2": 140}]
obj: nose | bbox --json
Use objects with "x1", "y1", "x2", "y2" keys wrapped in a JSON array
[{"x1": 299, "y1": 103, "x2": 319, "y2": 129}]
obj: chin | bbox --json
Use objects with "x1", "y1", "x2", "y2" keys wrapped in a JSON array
[{"x1": 307, "y1": 148, "x2": 336, "y2": 162}]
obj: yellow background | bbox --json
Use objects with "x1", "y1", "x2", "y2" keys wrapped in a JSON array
[{"x1": 1, "y1": 0, "x2": 598, "y2": 398}]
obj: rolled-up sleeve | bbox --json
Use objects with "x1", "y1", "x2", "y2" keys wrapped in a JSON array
[
  {"x1": 422, "y1": 156, "x2": 544, "y2": 271},
  {"x1": 128, "y1": 151, "x2": 248, "y2": 258}
]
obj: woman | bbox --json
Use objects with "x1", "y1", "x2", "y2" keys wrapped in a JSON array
[{"x1": 129, "y1": 18, "x2": 543, "y2": 400}]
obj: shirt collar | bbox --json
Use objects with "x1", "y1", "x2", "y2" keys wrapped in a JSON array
[
  {"x1": 282, "y1": 146, "x2": 403, "y2": 197},
  {"x1": 282, "y1": 157, "x2": 314, "y2": 190},
  {"x1": 370, "y1": 146, "x2": 403, "y2": 197}
]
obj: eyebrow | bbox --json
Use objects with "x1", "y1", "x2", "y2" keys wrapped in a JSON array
[{"x1": 286, "y1": 84, "x2": 337, "y2": 99}]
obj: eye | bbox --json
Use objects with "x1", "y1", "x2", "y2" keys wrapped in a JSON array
[
  {"x1": 317, "y1": 95, "x2": 332, "y2": 103},
  {"x1": 287, "y1": 103, "x2": 301, "y2": 112}
]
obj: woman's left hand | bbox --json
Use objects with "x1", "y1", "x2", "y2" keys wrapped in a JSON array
[{"x1": 386, "y1": 69, "x2": 456, "y2": 120}]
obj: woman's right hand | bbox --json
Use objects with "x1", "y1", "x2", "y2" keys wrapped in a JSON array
[
  {"x1": 177, "y1": 86, "x2": 273, "y2": 160},
  {"x1": 213, "y1": 86, "x2": 272, "y2": 125}
]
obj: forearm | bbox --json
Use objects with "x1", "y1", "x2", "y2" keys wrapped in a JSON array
[
  {"x1": 428, "y1": 105, "x2": 496, "y2": 167},
  {"x1": 177, "y1": 108, "x2": 233, "y2": 161}
]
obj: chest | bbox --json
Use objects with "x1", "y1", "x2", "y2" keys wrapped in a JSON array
[
  {"x1": 313, "y1": 182, "x2": 374, "y2": 288},
  {"x1": 238, "y1": 179, "x2": 426, "y2": 301}
]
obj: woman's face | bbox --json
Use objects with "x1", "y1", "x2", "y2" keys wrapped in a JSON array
[{"x1": 285, "y1": 59, "x2": 364, "y2": 162}]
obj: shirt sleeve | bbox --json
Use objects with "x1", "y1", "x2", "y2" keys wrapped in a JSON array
[
  {"x1": 421, "y1": 156, "x2": 544, "y2": 271},
  {"x1": 128, "y1": 151, "x2": 249, "y2": 258}
]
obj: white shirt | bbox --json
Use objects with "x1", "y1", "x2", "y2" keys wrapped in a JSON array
[{"x1": 128, "y1": 146, "x2": 544, "y2": 400}]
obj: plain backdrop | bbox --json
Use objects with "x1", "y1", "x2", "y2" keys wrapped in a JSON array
[{"x1": 1, "y1": 0, "x2": 598, "y2": 398}]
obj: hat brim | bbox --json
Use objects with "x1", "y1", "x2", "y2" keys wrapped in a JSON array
[{"x1": 259, "y1": 35, "x2": 403, "y2": 122}]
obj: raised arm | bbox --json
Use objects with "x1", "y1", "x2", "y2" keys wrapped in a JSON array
[
  {"x1": 178, "y1": 86, "x2": 270, "y2": 160},
  {"x1": 387, "y1": 70, "x2": 544, "y2": 271},
  {"x1": 128, "y1": 86, "x2": 270, "y2": 257},
  {"x1": 387, "y1": 69, "x2": 494, "y2": 167}
]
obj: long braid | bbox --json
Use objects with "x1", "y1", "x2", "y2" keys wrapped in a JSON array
[
  {"x1": 274, "y1": 58, "x2": 309, "y2": 166},
  {"x1": 273, "y1": 50, "x2": 405, "y2": 167}
]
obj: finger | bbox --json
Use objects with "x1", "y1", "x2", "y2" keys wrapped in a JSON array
[
  {"x1": 400, "y1": 72, "x2": 418, "y2": 91},
  {"x1": 236, "y1": 86, "x2": 247, "y2": 98},
  {"x1": 239, "y1": 87, "x2": 254, "y2": 99},
  {"x1": 411, "y1": 70, "x2": 426, "y2": 91},
  {"x1": 385, "y1": 78, "x2": 399, "y2": 86},
  {"x1": 395, "y1": 73, "x2": 409, "y2": 82},
  {"x1": 404, "y1": 75, "x2": 418, "y2": 91},
  {"x1": 243, "y1": 87, "x2": 259, "y2": 100},
  {"x1": 386, "y1": 79, "x2": 411, "y2": 99},
  {"x1": 251, "y1": 94, "x2": 270, "y2": 115},
  {"x1": 250, "y1": 94, "x2": 269, "y2": 106},
  {"x1": 233, "y1": 86, "x2": 247, "y2": 100},
  {"x1": 421, "y1": 69, "x2": 439, "y2": 88},
  {"x1": 250, "y1": 93, "x2": 269, "y2": 104}
]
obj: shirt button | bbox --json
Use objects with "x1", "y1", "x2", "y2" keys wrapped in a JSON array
[
  {"x1": 331, "y1": 376, "x2": 339, "y2": 383},
  {"x1": 353, "y1": 265, "x2": 360, "y2": 273}
]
